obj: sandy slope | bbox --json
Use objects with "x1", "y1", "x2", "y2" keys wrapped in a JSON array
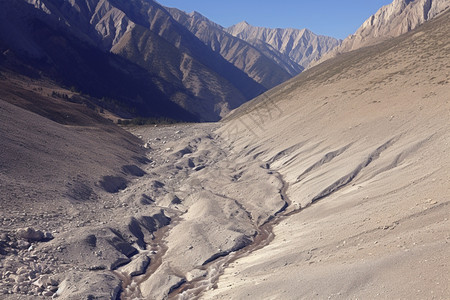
[{"x1": 200, "y1": 10, "x2": 450, "y2": 299}]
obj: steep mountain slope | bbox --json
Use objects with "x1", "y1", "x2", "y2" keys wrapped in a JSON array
[
  {"x1": 0, "y1": 0, "x2": 198, "y2": 121},
  {"x1": 314, "y1": 0, "x2": 450, "y2": 66},
  {"x1": 3, "y1": 0, "x2": 267, "y2": 121},
  {"x1": 201, "y1": 9, "x2": 450, "y2": 299},
  {"x1": 166, "y1": 8, "x2": 301, "y2": 89},
  {"x1": 104, "y1": 0, "x2": 265, "y2": 120},
  {"x1": 226, "y1": 22, "x2": 341, "y2": 68}
]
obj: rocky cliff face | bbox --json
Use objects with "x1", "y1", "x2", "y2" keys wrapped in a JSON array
[
  {"x1": 313, "y1": 0, "x2": 450, "y2": 66},
  {"x1": 226, "y1": 21, "x2": 341, "y2": 69}
]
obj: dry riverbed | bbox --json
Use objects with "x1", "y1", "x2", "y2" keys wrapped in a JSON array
[{"x1": 0, "y1": 121, "x2": 290, "y2": 299}]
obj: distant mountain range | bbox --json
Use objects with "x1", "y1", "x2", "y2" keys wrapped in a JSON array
[
  {"x1": 0, "y1": 0, "x2": 340, "y2": 121},
  {"x1": 226, "y1": 22, "x2": 341, "y2": 69},
  {"x1": 2, "y1": 0, "x2": 444, "y2": 121},
  {"x1": 166, "y1": 9, "x2": 299, "y2": 89}
]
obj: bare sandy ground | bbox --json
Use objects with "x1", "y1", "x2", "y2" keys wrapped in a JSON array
[{"x1": 201, "y1": 11, "x2": 450, "y2": 300}]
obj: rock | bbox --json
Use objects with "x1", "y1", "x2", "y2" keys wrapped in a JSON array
[
  {"x1": 28, "y1": 270, "x2": 37, "y2": 280},
  {"x1": 187, "y1": 158, "x2": 195, "y2": 168},
  {"x1": 226, "y1": 21, "x2": 339, "y2": 69},
  {"x1": 186, "y1": 269, "x2": 207, "y2": 281},
  {"x1": 128, "y1": 255, "x2": 151, "y2": 277},
  {"x1": 44, "y1": 232, "x2": 54, "y2": 240},
  {"x1": 84, "y1": 235, "x2": 97, "y2": 248},
  {"x1": 121, "y1": 165, "x2": 147, "y2": 177},
  {"x1": 110, "y1": 258, "x2": 131, "y2": 270},
  {"x1": 16, "y1": 228, "x2": 51, "y2": 242},
  {"x1": 171, "y1": 196, "x2": 182, "y2": 205},
  {"x1": 17, "y1": 240, "x2": 30, "y2": 249},
  {"x1": 88, "y1": 265, "x2": 106, "y2": 271},
  {"x1": 49, "y1": 278, "x2": 58, "y2": 286},
  {"x1": 140, "y1": 194, "x2": 154, "y2": 205},
  {"x1": 193, "y1": 165, "x2": 205, "y2": 171},
  {"x1": 313, "y1": 0, "x2": 450, "y2": 66},
  {"x1": 12, "y1": 285, "x2": 20, "y2": 293},
  {"x1": 33, "y1": 275, "x2": 50, "y2": 288}
]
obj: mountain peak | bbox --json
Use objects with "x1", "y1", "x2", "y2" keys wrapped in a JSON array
[
  {"x1": 188, "y1": 10, "x2": 203, "y2": 18},
  {"x1": 234, "y1": 20, "x2": 251, "y2": 28}
]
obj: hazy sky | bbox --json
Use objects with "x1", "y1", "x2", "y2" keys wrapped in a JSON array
[{"x1": 157, "y1": 0, "x2": 393, "y2": 39}]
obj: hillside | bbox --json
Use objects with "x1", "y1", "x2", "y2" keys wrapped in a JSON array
[{"x1": 204, "y1": 9, "x2": 450, "y2": 299}]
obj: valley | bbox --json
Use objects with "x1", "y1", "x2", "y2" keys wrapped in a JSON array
[{"x1": 0, "y1": 0, "x2": 449, "y2": 299}]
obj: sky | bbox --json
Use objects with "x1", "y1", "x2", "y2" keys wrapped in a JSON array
[{"x1": 156, "y1": 0, "x2": 393, "y2": 39}]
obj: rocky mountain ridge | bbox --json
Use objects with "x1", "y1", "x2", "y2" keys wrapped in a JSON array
[
  {"x1": 3, "y1": 0, "x2": 343, "y2": 121},
  {"x1": 3, "y1": 0, "x2": 267, "y2": 121},
  {"x1": 226, "y1": 21, "x2": 341, "y2": 68},
  {"x1": 313, "y1": 0, "x2": 450, "y2": 66},
  {"x1": 166, "y1": 7, "x2": 301, "y2": 89}
]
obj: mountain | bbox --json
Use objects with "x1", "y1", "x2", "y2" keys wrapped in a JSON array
[
  {"x1": 314, "y1": 0, "x2": 450, "y2": 66},
  {"x1": 0, "y1": 0, "x2": 342, "y2": 121},
  {"x1": 165, "y1": 8, "x2": 302, "y2": 89},
  {"x1": 205, "y1": 9, "x2": 450, "y2": 299},
  {"x1": 0, "y1": 0, "x2": 267, "y2": 121},
  {"x1": 226, "y1": 21, "x2": 341, "y2": 69},
  {"x1": 0, "y1": 0, "x2": 198, "y2": 122}
]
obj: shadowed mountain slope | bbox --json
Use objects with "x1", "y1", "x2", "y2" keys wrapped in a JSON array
[
  {"x1": 0, "y1": 0, "x2": 198, "y2": 121},
  {"x1": 1, "y1": 0, "x2": 267, "y2": 121}
]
